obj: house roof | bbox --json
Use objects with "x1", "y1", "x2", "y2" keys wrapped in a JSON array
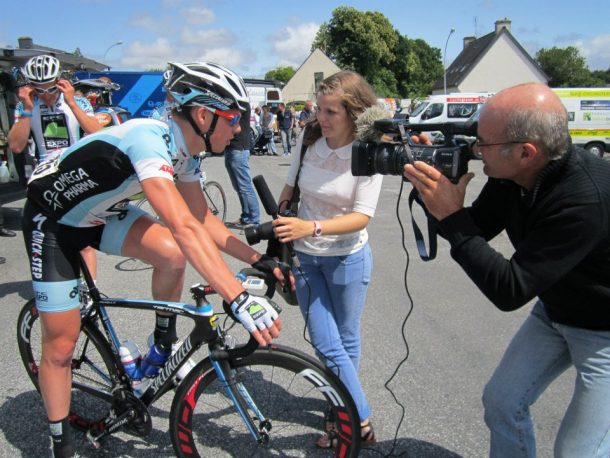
[
  {"x1": 1, "y1": 39, "x2": 107, "y2": 73},
  {"x1": 434, "y1": 28, "x2": 548, "y2": 90}
]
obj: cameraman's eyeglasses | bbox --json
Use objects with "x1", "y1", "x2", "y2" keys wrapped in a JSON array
[
  {"x1": 475, "y1": 139, "x2": 525, "y2": 148},
  {"x1": 33, "y1": 85, "x2": 59, "y2": 95},
  {"x1": 206, "y1": 107, "x2": 241, "y2": 126}
]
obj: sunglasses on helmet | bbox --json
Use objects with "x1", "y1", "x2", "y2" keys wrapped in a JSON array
[
  {"x1": 205, "y1": 106, "x2": 241, "y2": 126},
  {"x1": 33, "y1": 84, "x2": 59, "y2": 95}
]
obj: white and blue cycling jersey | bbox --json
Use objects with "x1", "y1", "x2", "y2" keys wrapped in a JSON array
[
  {"x1": 15, "y1": 94, "x2": 96, "y2": 162},
  {"x1": 27, "y1": 117, "x2": 201, "y2": 227}
]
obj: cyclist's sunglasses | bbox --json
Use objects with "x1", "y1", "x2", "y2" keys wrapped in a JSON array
[
  {"x1": 206, "y1": 107, "x2": 241, "y2": 126},
  {"x1": 33, "y1": 84, "x2": 59, "y2": 95}
]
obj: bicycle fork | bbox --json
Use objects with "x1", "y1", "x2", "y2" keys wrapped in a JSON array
[{"x1": 210, "y1": 358, "x2": 272, "y2": 445}]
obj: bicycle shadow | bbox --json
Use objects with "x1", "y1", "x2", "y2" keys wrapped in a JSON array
[
  {"x1": 0, "y1": 390, "x2": 177, "y2": 457},
  {"x1": 0, "y1": 279, "x2": 32, "y2": 300},
  {"x1": 115, "y1": 257, "x2": 153, "y2": 272}
]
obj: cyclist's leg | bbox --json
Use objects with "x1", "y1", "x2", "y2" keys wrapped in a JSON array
[
  {"x1": 22, "y1": 202, "x2": 92, "y2": 456},
  {"x1": 100, "y1": 205, "x2": 186, "y2": 302}
]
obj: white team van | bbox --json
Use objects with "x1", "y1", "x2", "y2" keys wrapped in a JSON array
[
  {"x1": 552, "y1": 88, "x2": 610, "y2": 157},
  {"x1": 407, "y1": 93, "x2": 494, "y2": 125}
]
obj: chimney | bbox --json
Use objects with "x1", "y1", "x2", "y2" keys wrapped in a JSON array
[
  {"x1": 18, "y1": 36, "x2": 34, "y2": 49},
  {"x1": 463, "y1": 36, "x2": 476, "y2": 49},
  {"x1": 495, "y1": 18, "x2": 511, "y2": 34}
]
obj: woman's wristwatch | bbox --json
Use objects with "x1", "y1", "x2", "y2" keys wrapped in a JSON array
[{"x1": 312, "y1": 220, "x2": 322, "y2": 237}]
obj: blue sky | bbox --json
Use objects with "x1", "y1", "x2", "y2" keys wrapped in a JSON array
[{"x1": 1, "y1": 0, "x2": 608, "y2": 77}]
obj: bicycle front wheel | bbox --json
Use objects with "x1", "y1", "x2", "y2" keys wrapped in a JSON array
[
  {"x1": 17, "y1": 300, "x2": 117, "y2": 430},
  {"x1": 203, "y1": 180, "x2": 227, "y2": 222},
  {"x1": 170, "y1": 344, "x2": 361, "y2": 457}
]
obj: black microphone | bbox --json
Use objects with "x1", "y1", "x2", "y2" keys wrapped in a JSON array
[{"x1": 253, "y1": 175, "x2": 278, "y2": 218}]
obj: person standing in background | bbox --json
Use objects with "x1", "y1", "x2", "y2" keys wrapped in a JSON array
[
  {"x1": 276, "y1": 102, "x2": 293, "y2": 156},
  {"x1": 224, "y1": 103, "x2": 260, "y2": 228}
]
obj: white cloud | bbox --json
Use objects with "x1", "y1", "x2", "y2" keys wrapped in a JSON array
[
  {"x1": 574, "y1": 34, "x2": 610, "y2": 71},
  {"x1": 268, "y1": 22, "x2": 319, "y2": 68},
  {"x1": 120, "y1": 38, "x2": 175, "y2": 69},
  {"x1": 180, "y1": 28, "x2": 236, "y2": 48},
  {"x1": 197, "y1": 47, "x2": 252, "y2": 69},
  {"x1": 181, "y1": 7, "x2": 215, "y2": 25},
  {"x1": 130, "y1": 13, "x2": 161, "y2": 31}
]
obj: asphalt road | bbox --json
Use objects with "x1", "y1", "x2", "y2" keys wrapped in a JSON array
[{"x1": 0, "y1": 150, "x2": 573, "y2": 457}]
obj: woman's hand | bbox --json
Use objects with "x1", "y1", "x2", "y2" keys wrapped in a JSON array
[{"x1": 272, "y1": 215, "x2": 313, "y2": 243}]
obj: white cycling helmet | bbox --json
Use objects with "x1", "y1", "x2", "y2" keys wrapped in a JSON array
[
  {"x1": 164, "y1": 61, "x2": 249, "y2": 112},
  {"x1": 22, "y1": 55, "x2": 61, "y2": 84}
]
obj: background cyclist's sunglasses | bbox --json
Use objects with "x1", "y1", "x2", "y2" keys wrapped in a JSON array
[
  {"x1": 33, "y1": 85, "x2": 59, "y2": 95},
  {"x1": 207, "y1": 107, "x2": 241, "y2": 126}
]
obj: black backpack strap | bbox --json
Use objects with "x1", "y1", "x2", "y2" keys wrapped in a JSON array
[{"x1": 408, "y1": 187, "x2": 438, "y2": 261}]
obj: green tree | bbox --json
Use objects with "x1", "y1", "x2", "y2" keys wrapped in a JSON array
[
  {"x1": 264, "y1": 66, "x2": 295, "y2": 83},
  {"x1": 310, "y1": 7, "x2": 442, "y2": 99},
  {"x1": 536, "y1": 46, "x2": 602, "y2": 87}
]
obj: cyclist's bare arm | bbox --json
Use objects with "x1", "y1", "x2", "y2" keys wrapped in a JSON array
[
  {"x1": 176, "y1": 180, "x2": 262, "y2": 265},
  {"x1": 142, "y1": 177, "x2": 281, "y2": 344},
  {"x1": 178, "y1": 180, "x2": 294, "y2": 292}
]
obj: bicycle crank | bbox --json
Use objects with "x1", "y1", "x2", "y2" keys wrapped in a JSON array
[{"x1": 86, "y1": 391, "x2": 152, "y2": 448}]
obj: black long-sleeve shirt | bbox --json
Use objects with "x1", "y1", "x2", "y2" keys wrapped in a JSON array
[{"x1": 438, "y1": 147, "x2": 610, "y2": 330}]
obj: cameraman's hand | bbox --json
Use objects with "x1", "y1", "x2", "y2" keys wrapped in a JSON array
[
  {"x1": 404, "y1": 161, "x2": 474, "y2": 220},
  {"x1": 252, "y1": 254, "x2": 296, "y2": 293},
  {"x1": 410, "y1": 132, "x2": 432, "y2": 145},
  {"x1": 231, "y1": 291, "x2": 282, "y2": 346}
]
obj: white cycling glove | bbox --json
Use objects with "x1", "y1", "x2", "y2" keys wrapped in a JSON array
[{"x1": 230, "y1": 291, "x2": 281, "y2": 333}]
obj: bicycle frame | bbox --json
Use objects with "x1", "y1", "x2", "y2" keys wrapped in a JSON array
[{"x1": 79, "y1": 258, "x2": 268, "y2": 443}]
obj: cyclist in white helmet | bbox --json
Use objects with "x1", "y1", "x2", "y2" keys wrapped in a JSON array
[
  {"x1": 21, "y1": 61, "x2": 292, "y2": 458},
  {"x1": 9, "y1": 54, "x2": 101, "y2": 299}
]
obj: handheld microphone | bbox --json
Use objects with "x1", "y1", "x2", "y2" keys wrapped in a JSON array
[{"x1": 253, "y1": 175, "x2": 278, "y2": 218}]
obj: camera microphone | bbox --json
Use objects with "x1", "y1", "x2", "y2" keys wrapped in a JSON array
[
  {"x1": 355, "y1": 104, "x2": 392, "y2": 143},
  {"x1": 253, "y1": 175, "x2": 279, "y2": 218}
]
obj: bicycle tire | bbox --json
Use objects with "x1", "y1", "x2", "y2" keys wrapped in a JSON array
[
  {"x1": 170, "y1": 344, "x2": 361, "y2": 457},
  {"x1": 203, "y1": 180, "x2": 227, "y2": 222},
  {"x1": 17, "y1": 299, "x2": 118, "y2": 430}
]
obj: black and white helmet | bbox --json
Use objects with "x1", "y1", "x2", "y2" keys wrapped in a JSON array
[
  {"x1": 22, "y1": 55, "x2": 61, "y2": 84},
  {"x1": 164, "y1": 62, "x2": 249, "y2": 112}
]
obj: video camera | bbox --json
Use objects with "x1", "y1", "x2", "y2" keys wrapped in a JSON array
[{"x1": 351, "y1": 118, "x2": 478, "y2": 182}]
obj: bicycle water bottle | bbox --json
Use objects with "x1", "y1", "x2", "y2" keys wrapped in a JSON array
[
  {"x1": 119, "y1": 340, "x2": 143, "y2": 380},
  {"x1": 141, "y1": 342, "x2": 171, "y2": 378}
]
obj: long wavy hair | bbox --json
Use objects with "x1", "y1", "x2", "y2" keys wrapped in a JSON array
[{"x1": 303, "y1": 71, "x2": 377, "y2": 146}]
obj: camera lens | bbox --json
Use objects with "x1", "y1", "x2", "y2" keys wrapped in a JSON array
[{"x1": 245, "y1": 221, "x2": 275, "y2": 246}]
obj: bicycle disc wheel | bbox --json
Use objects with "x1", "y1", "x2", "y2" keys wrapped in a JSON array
[
  {"x1": 203, "y1": 181, "x2": 227, "y2": 222},
  {"x1": 17, "y1": 300, "x2": 117, "y2": 430},
  {"x1": 170, "y1": 344, "x2": 361, "y2": 457}
]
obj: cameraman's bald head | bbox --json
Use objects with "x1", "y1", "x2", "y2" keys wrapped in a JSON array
[{"x1": 480, "y1": 83, "x2": 570, "y2": 161}]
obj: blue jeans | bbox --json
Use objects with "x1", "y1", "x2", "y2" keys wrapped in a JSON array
[
  {"x1": 483, "y1": 301, "x2": 610, "y2": 457},
  {"x1": 293, "y1": 244, "x2": 373, "y2": 421},
  {"x1": 280, "y1": 129, "x2": 292, "y2": 154},
  {"x1": 224, "y1": 149, "x2": 259, "y2": 225}
]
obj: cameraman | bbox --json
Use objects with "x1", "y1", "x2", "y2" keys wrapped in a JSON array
[{"x1": 404, "y1": 82, "x2": 610, "y2": 457}]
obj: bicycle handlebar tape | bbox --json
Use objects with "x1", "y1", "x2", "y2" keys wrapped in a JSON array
[{"x1": 253, "y1": 175, "x2": 278, "y2": 218}]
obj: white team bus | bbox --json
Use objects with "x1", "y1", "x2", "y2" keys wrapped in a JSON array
[{"x1": 552, "y1": 88, "x2": 610, "y2": 157}]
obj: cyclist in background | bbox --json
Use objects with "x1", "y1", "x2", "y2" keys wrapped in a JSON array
[
  {"x1": 8, "y1": 54, "x2": 101, "y2": 296},
  {"x1": 22, "y1": 61, "x2": 288, "y2": 458}
]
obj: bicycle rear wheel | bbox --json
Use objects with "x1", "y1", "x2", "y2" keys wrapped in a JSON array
[
  {"x1": 203, "y1": 180, "x2": 227, "y2": 222},
  {"x1": 17, "y1": 300, "x2": 117, "y2": 430},
  {"x1": 170, "y1": 344, "x2": 361, "y2": 457}
]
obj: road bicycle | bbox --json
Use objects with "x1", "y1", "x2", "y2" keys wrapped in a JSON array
[
  {"x1": 16, "y1": 259, "x2": 361, "y2": 457},
  {"x1": 136, "y1": 173, "x2": 227, "y2": 223}
]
